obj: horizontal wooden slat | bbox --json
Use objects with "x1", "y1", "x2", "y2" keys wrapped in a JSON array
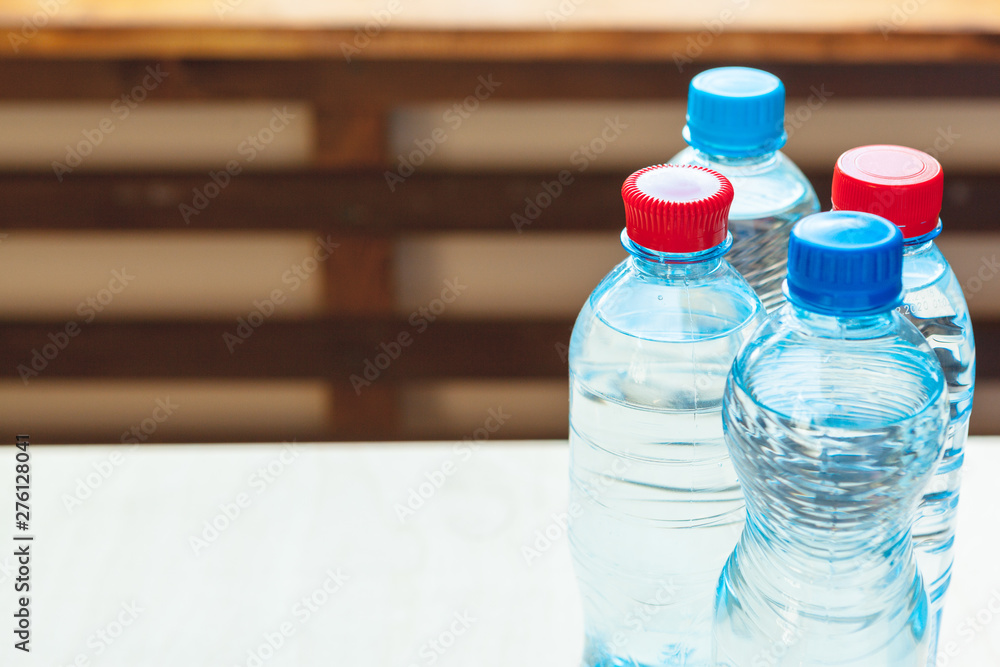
[
  {"x1": 2, "y1": 317, "x2": 997, "y2": 381},
  {"x1": 0, "y1": 319, "x2": 571, "y2": 381},
  {"x1": 1, "y1": 170, "x2": 996, "y2": 232},
  {"x1": 1, "y1": 61, "x2": 1000, "y2": 104},
  {"x1": 1, "y1": 28, "x2": 1000, "y2": 64}
]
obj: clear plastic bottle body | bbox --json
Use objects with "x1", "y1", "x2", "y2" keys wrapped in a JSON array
[
  {"x1": 714, "y1": 306, "x2": 949, "y2": 666},
  {"x1": 569, "y1": 231, "x2": 765, "y2": 666},
  {"x1": 898, "y1": 236, "x2": 975, "y2": 660},
  {"x1": 669, "y1": 148, "x2": 820, "y2": 312}
]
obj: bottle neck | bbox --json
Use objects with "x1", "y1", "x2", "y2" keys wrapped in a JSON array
[
  {"x1": 901, "y1": 222, "x2": 942, "y2": 252},
  {"x1": 903, "y1": 240, "x2": 933, "y2": 256},
  {"x1": 691, "y1": 147, "x2": 778, "y2": 168},
  {"x1": 786, "y1": 302, "x2": 897, "y2": 338},
  {"x1": 621, "y1": 228, "x2": 729, "y2": 279}
]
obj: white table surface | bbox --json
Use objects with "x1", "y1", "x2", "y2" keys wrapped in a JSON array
[{"x1": 4, "y1": 438, "x2": 999, "y2": 666}]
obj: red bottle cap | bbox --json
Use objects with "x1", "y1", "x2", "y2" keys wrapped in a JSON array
[
  {"x1": 621, "y1": 164, "x2": 734, "y2": 253},
  {"x1": 832, "y1": 145, "x2": 944, "y2": 239}
]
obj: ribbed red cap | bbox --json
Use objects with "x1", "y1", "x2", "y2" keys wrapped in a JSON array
[
  {"x1": 832, "y1": 145, "x2": 944, "y2": 239},
  {"x1": 621, "y1": 164, "x2": 734, "y2": 253}
]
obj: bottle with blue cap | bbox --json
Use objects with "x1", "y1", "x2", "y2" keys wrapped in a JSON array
[
  {"x1": 569, "y1": 164, "x2": 764, "y2": 666},
  {"x1": 669, "y1": 66, "x2": 819, "y2": 312},
  {"x1": 713, "y1": 211, "x2": 948, "y2": 666}
]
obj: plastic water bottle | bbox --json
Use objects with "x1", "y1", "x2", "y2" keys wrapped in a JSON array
[
  {"x1": 670, "y1": 66, "x2": 819, "y2": 312},
  {"x1": 714, "y1": 211, "x2": 949, "y2": 666},
  {"x1": 569, "y1": 164, "x2": 765, "y2": 666},
  {"x1": 832, "y1": 145, "x2": 975, "y2": 664}
]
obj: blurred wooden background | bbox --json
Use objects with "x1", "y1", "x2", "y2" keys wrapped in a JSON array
[{"x1": 0, "y1": 1, "x2": 998, "y2": 443}]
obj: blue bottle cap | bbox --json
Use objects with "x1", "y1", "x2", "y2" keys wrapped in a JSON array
[
  {"x1": 785, "y1": 211, "x2": 904, "y2": 315},
  {"x1": 682, "y1": 67, "x2": 787, "y2": 158}
]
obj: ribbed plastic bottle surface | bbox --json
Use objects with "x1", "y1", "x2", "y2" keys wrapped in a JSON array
[
  {"x1": 714, "y1": 211, "x2": 948, "y2": 666},
  {"x1": 715, "y1": 306, "x2": 947, "y2": 665},
  {"x1": 570, "y1": 240, "x2": 763, "y2": 666},
  {"x1": 899, "y1": 240, "x2": 975, "y2": 638}
]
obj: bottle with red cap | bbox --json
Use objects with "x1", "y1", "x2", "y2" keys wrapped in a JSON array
[
  {"x1": 832, "y1": 145, "x2": 975, "y2": 664},
  {"x1": 568, "y1": 164, "x2": 764, "y2": 666}
]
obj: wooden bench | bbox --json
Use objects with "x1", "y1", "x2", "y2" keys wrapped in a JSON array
[{"x1": 1, "y1": 1, "x2": 998, "y2": 442}]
